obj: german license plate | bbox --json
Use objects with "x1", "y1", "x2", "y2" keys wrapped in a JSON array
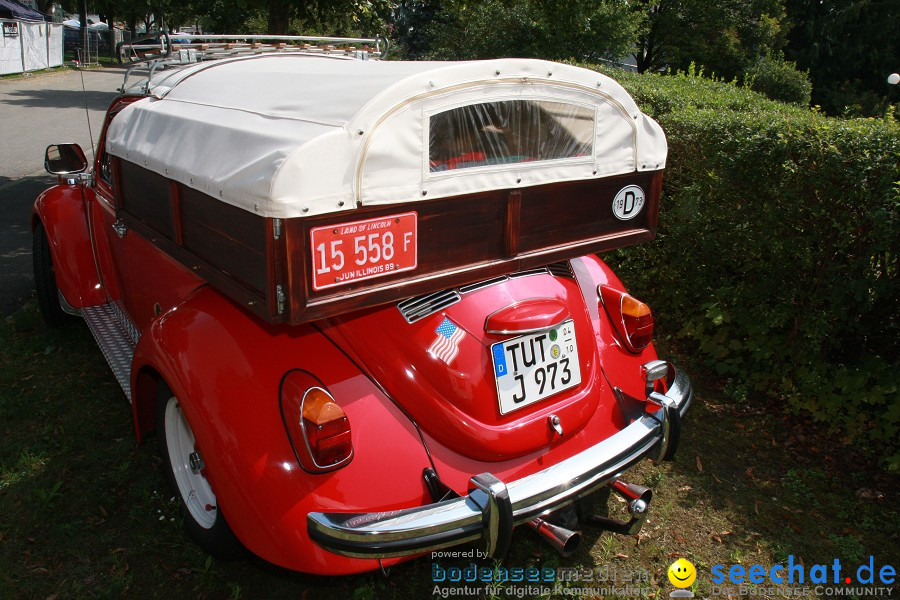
[
  {"x1": 491, "y1": 320, "x2": 582, "y2": 415},
  {"x1": 310, "y1": 212, "x2": 417, "y2": 291}
]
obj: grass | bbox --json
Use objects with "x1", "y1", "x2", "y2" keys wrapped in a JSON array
[
  {"x1": 0, "y1": 66, "x2": 70, "y2": 81},
  {"x1": 0, "y1": 300, "x2": 897, "y2": 599}
]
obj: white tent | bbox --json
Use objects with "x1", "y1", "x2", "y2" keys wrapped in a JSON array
[{"x1": 106, "y1": 55, "x2": 667, "y2": 218}]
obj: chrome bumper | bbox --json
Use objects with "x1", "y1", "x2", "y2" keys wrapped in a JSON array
[{"x1": 307, "y1": 368, "x2": 692, "y2": 559}]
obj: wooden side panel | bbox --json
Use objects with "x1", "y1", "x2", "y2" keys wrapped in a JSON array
[
  {"x1": 119, "y1": 160, "x2": 174, "y2": 240},
  {"x1": 115, "y1": 160, "x2": 278, "y2": 323},
  {"x1": 179, "y1": 187, "x2": 268, "y2": 295}
]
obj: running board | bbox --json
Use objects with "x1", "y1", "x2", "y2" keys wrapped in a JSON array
[{"x1": 80, "y1": 303, "x2": 140, "y2": 402}]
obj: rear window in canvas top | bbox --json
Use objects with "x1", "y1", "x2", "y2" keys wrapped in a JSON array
[{"x1": 428, "y1": 100, "x2": 594, "y2": 172}]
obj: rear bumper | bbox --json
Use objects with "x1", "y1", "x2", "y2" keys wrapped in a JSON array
[{"x1": 307, "y1": 368, "x2": 692, "y2": 559}]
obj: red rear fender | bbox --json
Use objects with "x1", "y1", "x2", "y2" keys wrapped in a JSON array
[{"x1": 130, "y1": 287, "x2": 433, "y2": 574}]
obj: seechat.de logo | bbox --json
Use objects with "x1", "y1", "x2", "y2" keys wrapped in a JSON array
[{"x1": 668, "y1": 558, "x2": 696, "y2": 598}]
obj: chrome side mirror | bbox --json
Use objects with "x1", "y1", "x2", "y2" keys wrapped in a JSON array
[{"x1": 45, "y1": 143, "x2": 88, "y2": 175}]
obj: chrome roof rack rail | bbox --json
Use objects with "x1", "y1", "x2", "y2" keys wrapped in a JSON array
[{"x1": 118, "y1": 31, "x2": 386, "y2": 94}]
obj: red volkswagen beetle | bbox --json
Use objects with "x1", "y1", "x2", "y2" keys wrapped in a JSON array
[{"x1": 33, "y1": 34, "x2": 690, "y2": 575}]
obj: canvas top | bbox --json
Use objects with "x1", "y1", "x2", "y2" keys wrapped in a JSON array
[{"x1": 106, "y1": 54, "x2": 667, "y2": 218}]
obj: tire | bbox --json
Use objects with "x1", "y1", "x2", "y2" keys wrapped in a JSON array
[
  {"x1": 156, "y1": 383, "x2": 245, "y2": 560},
  {"x1": 32, "y1": 222, "x2": 73, "y2": 328}
]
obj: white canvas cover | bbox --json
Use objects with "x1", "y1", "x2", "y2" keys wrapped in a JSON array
[{"x1": 106, "y1": 55, "x2": 667, "y2": 218}]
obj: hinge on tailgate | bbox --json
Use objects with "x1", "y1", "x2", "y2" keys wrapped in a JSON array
[
  {"x1": 276, "y1": 285, "x2": 285, "y2": 315},
  {"x1": 273, "y1": 218, "x2": 282, "y2": 240}
]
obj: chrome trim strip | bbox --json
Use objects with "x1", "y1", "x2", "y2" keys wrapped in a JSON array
[
  {"x1": 307, "y1": 369, "x2": 692, "y2": 558},
  {"x1": 57, "y1": 290, "x2": 82, "y2": 317},
  {"x1": 484, "y1": 323, "x2": 568, "y2": 336}
]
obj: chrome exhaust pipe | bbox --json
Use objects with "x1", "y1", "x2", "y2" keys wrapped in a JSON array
[
  {"x1": 611, "y1": 479, "x2": 652, "y2": 507},
  {"x1": 587, "y1": 478, "x2": 653, "y2": 535},
  {"x1": 527, "y1": 517, "x2": 581, "y2": 558}
]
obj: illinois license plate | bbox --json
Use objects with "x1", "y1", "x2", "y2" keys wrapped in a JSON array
[
  {"x1": 310, "y1": 212, "x2": 417, "y2": 291},
  {"x1": 491, "y1": 320, "x2": 582, "y2": 415}
]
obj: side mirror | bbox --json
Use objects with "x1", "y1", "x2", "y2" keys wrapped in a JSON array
[{"x1": 45, "y1": 144, "x2": 88, "y2": 175}]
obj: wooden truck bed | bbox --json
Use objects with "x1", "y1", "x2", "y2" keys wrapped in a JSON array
[{"x1": 115, "y1": 158, "x2": 662, "y2": 325}]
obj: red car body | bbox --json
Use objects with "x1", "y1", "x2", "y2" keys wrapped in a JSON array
[{"x1": 33, "y1": 41, "x2": 691, "y2": 575}]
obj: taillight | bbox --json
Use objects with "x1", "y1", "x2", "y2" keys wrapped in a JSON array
[
  {"x1": 599, "y1": 285, "x2": 654, "y2": 352},
  {"x1": 280, "y1": 371, "x2": 353, "y2": 473}
]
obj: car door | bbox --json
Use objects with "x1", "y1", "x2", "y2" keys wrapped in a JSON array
[{"x1": 90, "y1": 97, "x2": 203, "y2": 334}]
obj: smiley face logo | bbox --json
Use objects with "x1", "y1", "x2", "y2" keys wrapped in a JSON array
[{"x1": 668, "y1": 558, "x2": 696, "y2": 588}]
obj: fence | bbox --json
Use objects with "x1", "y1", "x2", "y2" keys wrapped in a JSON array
[
  {"x1": 63, "y1": 26, "x2": 128, "y2": 66},
  {"x1": 0, "y1": 20, "x2": 63, "y2": 75}
]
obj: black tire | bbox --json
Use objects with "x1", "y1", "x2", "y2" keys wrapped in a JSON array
[
  {"x1": 155, "y1": 382, "x2": 245, "y2": 561},
  {"x1": 33, "y1": 222, "x2": 73, "y2": 328}
]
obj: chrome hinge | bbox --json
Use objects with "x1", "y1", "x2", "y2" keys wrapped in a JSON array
[
  {"x1": 112, "y1": 220, "x2": 127, "y2": 238},
  {"x1": 273, "y1": 218, "x2": 282, "y2": 240},
  {"x1": 276, "y1": 284, "x2": 285, "y2": 315}
]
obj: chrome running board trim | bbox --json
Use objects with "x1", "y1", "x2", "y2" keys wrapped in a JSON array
[{"x1": 81, "y1": 303, "x2": 139, "y2": 402}]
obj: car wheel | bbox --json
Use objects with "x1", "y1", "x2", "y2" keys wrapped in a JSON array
[
  {"x1": 33, "y1": 222, "x2": 73, "y2": 327},
  {"x1": 156, "y1": 384, "x2": 244, "y2": 560}
]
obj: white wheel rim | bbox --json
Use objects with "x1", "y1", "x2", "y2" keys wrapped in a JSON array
[{"x1": 164, "y1": 397, "x2": 217, "y2": 529}]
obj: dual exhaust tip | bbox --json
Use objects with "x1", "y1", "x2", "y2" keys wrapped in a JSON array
[{"x1": 528, "y1": 479, "x2": 652, "y2": 557}]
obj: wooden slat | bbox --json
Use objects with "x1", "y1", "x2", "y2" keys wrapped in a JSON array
[{"x1": 504, "y1": 191, "x2": 521, "y2": 258}]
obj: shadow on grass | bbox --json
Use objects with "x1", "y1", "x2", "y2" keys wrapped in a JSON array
[{"x1": 0, "y1": 176, "x2": 56, "y2": 317}]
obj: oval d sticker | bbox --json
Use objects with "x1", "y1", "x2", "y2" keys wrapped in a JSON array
[{"x1": 612, "y1": 185, "x2": 645, "y2": 220}]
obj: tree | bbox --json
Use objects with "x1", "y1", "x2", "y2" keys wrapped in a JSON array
[
  {"x1": 632, "y1": 0, "x2": 789, "y2": 79},
  {"x1": 422, "y1": 0, "x2": 641, "y2": 62},
  {"x1": 392, "y1": 0, "x2": 442, "y2": 58},
  {"x1": 784, "y1": 0, "x2": 900, "y2": 115}
]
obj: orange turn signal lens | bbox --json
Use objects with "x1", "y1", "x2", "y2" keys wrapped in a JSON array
[
  {"x1": 599, "y1": 284, "x2": 654, "y2": 353},
  {"x1": 280, "y1": 372, "x2": 353, "y2": 473}
]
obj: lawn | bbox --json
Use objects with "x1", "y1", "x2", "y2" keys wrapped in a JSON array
[{"x1": 0, "y1": 300, "x2": 896, "y2": 599}]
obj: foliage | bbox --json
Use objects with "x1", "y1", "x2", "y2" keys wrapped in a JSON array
[
  {"x1": 391, "y1": 0, "x2": 442, "y2": 59},
  {"x1": 631, "y1": 0, "x2": 789, "y2": 78},
  {"x1": 419, "y1": 0, "x2": 641, "y2": 62},
  {"x1": 784, "y1": 0, "x2": 900, "y2": 117},
  {"x1": 587, "y1": 64, "x2": 900, "y2": 466},
  {"x1": 744, "y1": 52, "x2": 812, "y2": 105}
]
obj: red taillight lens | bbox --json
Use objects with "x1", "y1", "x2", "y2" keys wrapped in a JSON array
[
  {"x1": 280, "y1": 372, "x2": 353, "y2": 473},
  {"x1": 599, "y1": 285, "x2": 654, "y2": 352},
  {"x1": 302, "y1": 388, "x2": 353, "y2": 467}
]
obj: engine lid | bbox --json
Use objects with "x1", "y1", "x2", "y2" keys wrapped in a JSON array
[{"x1": 325, "y1": 270, "x2": 607, "y2": 461}]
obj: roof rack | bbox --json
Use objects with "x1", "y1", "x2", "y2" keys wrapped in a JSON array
[{"x1": 117, "y1": 31, "x2": 386, "y2": 94}]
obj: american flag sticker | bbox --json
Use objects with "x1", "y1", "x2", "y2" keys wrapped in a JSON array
[{"x1": 428, "y1": 317, "x2": 465, "y2": 365}]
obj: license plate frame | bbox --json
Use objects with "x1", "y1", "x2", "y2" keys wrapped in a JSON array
[
  {"x1": 490, "y1": 319, "x2": 582, "y2": 415},
  {"x1": 310, "y1": 212, "x2": 418, "y2": 291}
]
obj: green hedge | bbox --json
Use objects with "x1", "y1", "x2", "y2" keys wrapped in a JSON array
[{"x1": 585, "y1": 65, "x2": 900, "y2": 468}]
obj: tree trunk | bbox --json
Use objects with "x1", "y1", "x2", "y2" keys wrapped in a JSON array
[
  {"x1": 37, "y1": 0, "x2": 54, "y2": 17},
  {"x1": 106, "y1": 10, "x2": 117, "y2": 59},
  {"x1": 267, "y1": 0, "x2": 292, "y2": 35},
  {"x1": 79, "y1": 2, "x2": 88, "y2": 63}
]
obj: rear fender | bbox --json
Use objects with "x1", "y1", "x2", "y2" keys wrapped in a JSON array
[
  {"x1": 130, "y1": 287, "x2": 433, "y2": 574},
  {"x1": 572, "y1": 255, "x2": 659, "y2": 401},
  {"x1": 32, "y1": 185, "x2": 104, "y2": 308}
]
